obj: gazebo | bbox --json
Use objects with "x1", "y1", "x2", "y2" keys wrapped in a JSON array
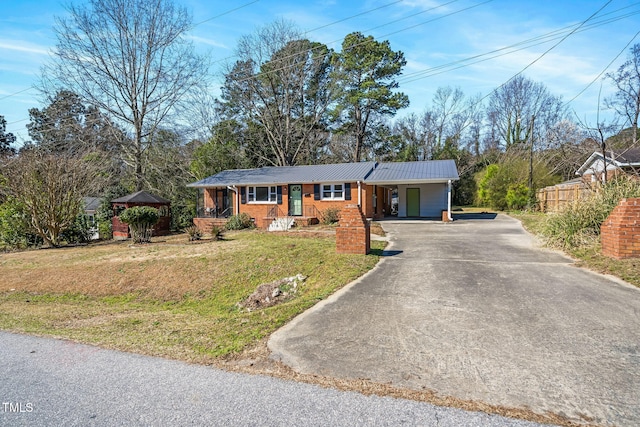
[{"x1": 111, "y1": 191, "x2": 171, "y2": 239}]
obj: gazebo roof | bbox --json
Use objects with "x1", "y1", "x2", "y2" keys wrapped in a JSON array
[{"x1": 111, "y1": 191, "x2": 170, "y2": 204}]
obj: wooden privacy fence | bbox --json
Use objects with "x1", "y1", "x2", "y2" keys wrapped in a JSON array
[{"x1": 537, "y1": 181, "x2": 592, "y2": 212}]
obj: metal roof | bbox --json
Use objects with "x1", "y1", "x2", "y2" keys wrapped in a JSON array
[
  {"x1": 83, "y1": 197, "x2": 102, "y2": 212},
  {"x1": 187, "y1": 162, "x2": 377, "y2": 187},
  {"x1": 111, "y1": 191, "x2": 170, "y2": 204},
  {"x1": 364, "y1": 160, "x2": 459, "y2": 184},
  {"x1": 187, "y1": 160, "x2": 459, "y2": 188}
]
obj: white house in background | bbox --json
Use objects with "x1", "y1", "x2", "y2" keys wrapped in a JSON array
[{"x1": 576, "y1": 148, "x2": 640, "y2": 183}]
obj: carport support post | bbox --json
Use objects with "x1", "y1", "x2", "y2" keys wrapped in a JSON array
[{"x1": 447, "y1": 180, "x2": 453, "y2": 221}]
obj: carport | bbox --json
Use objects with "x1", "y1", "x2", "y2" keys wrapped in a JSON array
[{"x1": 364, "y1": 160, "x2": 459, "y2": 219}]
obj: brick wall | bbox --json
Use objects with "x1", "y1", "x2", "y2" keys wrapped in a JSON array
[
  {"x1": 601, "y1": 198, "x2": 640, "y2": 259},
  {"x1": 193, "y1": 217, "x2": 227, "y2": 231},
  {"x1": 336, "y1": 204, "x2": 370, "y2": 254}
]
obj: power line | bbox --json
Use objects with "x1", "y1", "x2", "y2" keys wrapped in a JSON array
[
  {"x1": 226, "y1": 1, "x2": 493, "y2": 86},
  {"x1": 0, "y1": 87, "x2": 36, "y2": 102},
  {"x1": 193, "y1": 1, "x2": 261, "y2": 27},
  {"x1": 565, "y1": 29, "x2": 640, "y2": 106},
  {"x1": 209, "y1": 0, "x2": 463, "y2": 66},
  {"x1": 399, "y1": 4, "x2": 640, "y2": 83},
  {"x1": 463, "y1": 0, "x2": 616, "y2": 113}
]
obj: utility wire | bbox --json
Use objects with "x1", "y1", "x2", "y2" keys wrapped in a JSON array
[
  {"x1": 227, "y1": 0, "x2": 493, "y2": 86},
  {"x1": 210, "y1": 0, "x2": 463, "y2": 66},
  {"x1": 193, "y1": 1, "x2": 260, "y2": 26},
  {"x1": 565, "y1": 29, "x2": 640, "y2": 105},
  {"x1": 463, "y1": 0, "x2": 616, "y2": 114},
  {"x1": 399, "y1": 4, "x2": 640, "y2": 83}
]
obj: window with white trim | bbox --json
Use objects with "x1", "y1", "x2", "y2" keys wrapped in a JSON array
[
  {"x1": 321, "y1": 184, "x2": 344, "y2": 200},
  {"x1": 248, "y1": 186, "x2": 277, "y2": 203}
]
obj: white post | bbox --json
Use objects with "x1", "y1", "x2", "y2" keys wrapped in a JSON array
[{"x1": 447, "y1": 180, "x2": 453, "y2": 221}]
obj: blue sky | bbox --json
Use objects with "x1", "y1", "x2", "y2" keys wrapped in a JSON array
[{"x1": 1, "y1": 0, "x2": 639, "y2": 143}]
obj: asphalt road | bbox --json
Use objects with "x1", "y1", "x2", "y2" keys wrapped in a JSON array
[
  {"x1": 0, "y1": 331, "x2": 545, "y2": 427},
  {"x1": 269, "y1": 215, "x2": 640, "y2": 427}
]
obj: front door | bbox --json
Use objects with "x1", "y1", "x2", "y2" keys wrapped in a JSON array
[
  {"x1": 289, "y1": 184, "x2": 303, "y2": 216},
  {"x1": 406, "y1": 188, "x2": 420, "y2": 217}
]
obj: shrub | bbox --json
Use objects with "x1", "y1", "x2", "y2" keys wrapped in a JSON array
[
  {"x1": 119, "y1": 206, "x2": 160, "y2": 243},
  {"x1": 184, "y1": 225, "x2": 202, "y2": 241},
  {"x1": 98, "y1": 220, "x2": 112, "y2": 240},
  {"x1": 506, "y1": 183, "x2": 532, "y2": 210},
  {"x1": 225, "y1": 213, "x2": 254, "y2": 230},
  {"x1": 0, "y1": 197, "x2": 42, "y2": 250},
  {"x1": 540, "y1": 176, "x2": 640, "y2": 249},
  {"x1": 61, "y1": 214, "x2": 93, "y2": 244},
  {"x1": 320, "y1": 207, "x2": 341, "y2": 225},
  {"x1": 210, "y1": 225, "x2": 224, "y2": 241}
]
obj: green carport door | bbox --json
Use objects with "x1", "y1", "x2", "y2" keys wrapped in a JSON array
[{"x1": 406, "y1": 188, "x2": 420, "y2": 217}]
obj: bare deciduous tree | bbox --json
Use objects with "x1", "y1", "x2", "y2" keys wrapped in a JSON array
[
  {"x1": 220, "y1": 20, "x2": 336, "y2": 166},
  {"x1": 45, "y1": 0, "x2": 208, "y2": 190},
  {"x1": 487, "y1": 75, "x2": 566, "y2": 150},
  {"x1": 606, "y1": 43, "x2": 640, "y2": 148}
]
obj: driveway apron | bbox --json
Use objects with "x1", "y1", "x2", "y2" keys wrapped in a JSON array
[{"x1": 269, "y1": 215, "x2": 640, "y2": 426}]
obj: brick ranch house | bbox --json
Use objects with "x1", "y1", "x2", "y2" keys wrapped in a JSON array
[{"x1": 187, "y1": 160, "x2": 459, "y2": 230}]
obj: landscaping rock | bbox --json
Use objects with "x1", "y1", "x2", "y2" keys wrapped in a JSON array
[{"x1": 239, "y1": 274, "x2": 307, "y2": 311}]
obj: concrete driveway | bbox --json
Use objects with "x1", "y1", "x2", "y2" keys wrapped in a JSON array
[{"x1": 269, "y1": 214, "x2": 640, "y2": 426}]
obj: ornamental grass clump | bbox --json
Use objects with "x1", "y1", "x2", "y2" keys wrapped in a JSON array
[
  {"x1": 540, "y1": 176, "x2": 640, "y2": 249},
  {"x1": 184, "y1": 225, "x2": 202, "y2": 241},
  {"x1": 119, "y1": 206, "x2": 159, "y2": 244}
]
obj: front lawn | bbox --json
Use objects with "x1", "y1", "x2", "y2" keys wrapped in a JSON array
[{"x1": 0, "y1": 230, "x2": 384, "y2": 362}]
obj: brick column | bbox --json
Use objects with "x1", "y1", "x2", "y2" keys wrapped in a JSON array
[
  {"x1": 336, "y1": 204, "x2": 370, "y2": 254},
  {"x1": 601, "y1": 198, "x2": 640, "y2": 259}
]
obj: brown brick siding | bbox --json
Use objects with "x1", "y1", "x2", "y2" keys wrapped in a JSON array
[
  {"x1": 193, "y1": 217, "x2": 228, "y2": 231},
  {"x1": 601, "y1": 198, "x2": 640, "y2": 259},
  {"x1": 336, "y1": 204, "x2": 370, "y2": 254},
  {"x1": 203, "y1": 183, "x2": 390, "y2": 229}
]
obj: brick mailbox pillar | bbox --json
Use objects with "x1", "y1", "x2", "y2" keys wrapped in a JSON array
[
  {"x1": 601, "y1": 198, "x2": 640, "y2": 259},
  {"x1": 336, "y1": 204, "x2": 370, "y2": 254}
]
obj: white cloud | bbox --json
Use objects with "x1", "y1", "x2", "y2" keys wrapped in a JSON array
[
  {"x1": 0, "y1": 39, "x2": 49, "y2": 55},
  {"x1": 187, "y1": 35, "x2": 227, "y2": 49}
]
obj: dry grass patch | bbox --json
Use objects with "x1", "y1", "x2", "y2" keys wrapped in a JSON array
[
  {"x1": 510, "y1": 212, "x2": 640, "y2": 288},
  {"x1": 0, "y1": 230, "x2": 384, "y2": 359}
]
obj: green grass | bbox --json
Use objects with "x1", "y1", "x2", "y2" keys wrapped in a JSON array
[{"x1": 0, "y1": 230, "x2": 385, "y2": 362}]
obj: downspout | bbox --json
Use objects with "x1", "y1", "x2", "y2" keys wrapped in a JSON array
[
  {"x1": 227, "y1": 186, "x2": 238, "y2": 215},
  {"x1": 447, "y1": 180, "x2": 453, "y2": 221},
  {"x1": 357, "y1": 181, "x2": 362, "y2": 207}
]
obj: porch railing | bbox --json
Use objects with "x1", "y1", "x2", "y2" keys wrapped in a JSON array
[
  {"x1": 197, "y1": 206, "x2": 232, "y2": 218},
  {"x1": 267, "y1": 205, "x2": 320, "y2": 219},
  {"x1": 304, "y1": 205, "x2": 319, "y2": 219}
]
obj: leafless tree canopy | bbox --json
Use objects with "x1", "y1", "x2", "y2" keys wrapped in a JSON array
[
  {"x1": 488, "y1": 75, "x2": 566, "y2": 150},
  {"x1": 45, "y1": 0, "x2": 208, "y2": 190},
  {"x1": 220, "y1": 20, "x2": 336, "y2": 166},
  {"x1": 606, "y1": 43, "x2": 640, "y2": 148}
]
